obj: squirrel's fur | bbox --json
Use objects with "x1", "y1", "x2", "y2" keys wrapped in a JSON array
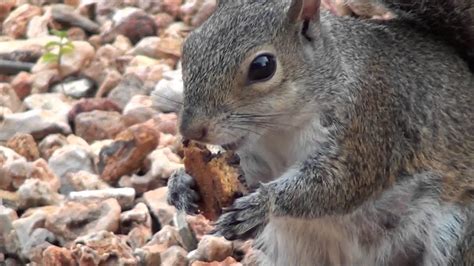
[
  {"x1": 167, "y1": 0, "x2": 473, "y2": 265},
  {"x1": 371, "y1": 0, "x2": 474, "y2": 70}
]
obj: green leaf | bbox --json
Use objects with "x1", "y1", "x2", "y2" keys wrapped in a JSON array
[
  {"x1": 50, "y1": 29, "x2": 68, "y2": 38},
  {"x1": 62, "y1": 42, "x2": 75, "y2": 49},
  {"x1": 44, "y1": 41, "x2": 62, "y2": 50},
  {"x1": 40, "y1": 52, "x2": 59, "y2": 63},
  {"x1": 60, "y1": 46, "x2": 74, "y2": 55}
]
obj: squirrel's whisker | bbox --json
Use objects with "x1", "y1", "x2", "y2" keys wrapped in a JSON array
[
  {"x1": 224, "y1": 125, "x2": 263, "y2": 137},
  {"x1": 152, "y1": 93, "x2": 183, "y2": 105}
]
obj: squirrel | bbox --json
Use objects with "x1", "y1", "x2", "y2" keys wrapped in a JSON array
[{"x1": 167, "y1": 0, "x2": 473, "y2": 265}]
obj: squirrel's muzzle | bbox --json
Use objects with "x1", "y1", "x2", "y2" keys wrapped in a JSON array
[{"x1": 179, "y1": 113, "x2": 209, "y2": 142}]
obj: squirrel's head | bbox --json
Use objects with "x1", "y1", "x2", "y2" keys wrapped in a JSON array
[{"x1": 180, "y1": 0, "x2": 329, "y2": 148}]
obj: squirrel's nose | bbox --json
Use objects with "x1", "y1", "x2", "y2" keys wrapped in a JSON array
[{"x1": 180, "y1": 123, "x2": 208, "y2": 141}]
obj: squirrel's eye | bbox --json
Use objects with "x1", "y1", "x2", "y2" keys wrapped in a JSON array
[{"x1": 247, "y1": 54, "x2": 276, "y2": 83}]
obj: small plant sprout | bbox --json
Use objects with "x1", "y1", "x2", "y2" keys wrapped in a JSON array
[
  {"x1": 41, "y1": 30, "x2": 75, "y2": 66},
  {"x1": 40, "y1": 29, "x2": 75, "y2": 93}
]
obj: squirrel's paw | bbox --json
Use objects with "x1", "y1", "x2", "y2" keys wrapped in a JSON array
[
  {"x1": 212, "y1": 190, "x2": 269, "y2": 240},
  {"x1": 167, "y1": 168, "x2": 200, "y2": 215}
]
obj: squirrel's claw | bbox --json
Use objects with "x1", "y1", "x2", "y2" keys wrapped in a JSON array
[
  {"x1": 167, "y1": 168, "x2": 201, "y2": 215},
  {"x1": 213, "y1": 191, "x2": 269, "y2": 241}
]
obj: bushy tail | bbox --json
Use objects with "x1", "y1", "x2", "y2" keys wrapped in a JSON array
[{"x1": 380, "y1": 0, "x2": 474, "y2": 70}]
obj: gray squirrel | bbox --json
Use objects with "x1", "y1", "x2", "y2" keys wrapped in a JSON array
[{"x1": 167, "y1": 0, "x2": 474, "y2": 265}]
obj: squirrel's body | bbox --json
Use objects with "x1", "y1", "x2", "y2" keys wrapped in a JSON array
[
  {"x1": 167, "y1": 0, "x2": 473, "y2": 265},
  {"x1": 258, "y1": 182, "x2": 472, "y2": 265},
  {"x1": 240, "y1": 12, "x2": 473, "y2": 265}
]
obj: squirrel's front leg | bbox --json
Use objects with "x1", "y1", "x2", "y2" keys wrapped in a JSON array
[
  {"x1": 214, "y1": 141, "x2": 384, "y2": 240},
  {"x1": 213, "y1": 187, "x2": 271, "y2": 240}
]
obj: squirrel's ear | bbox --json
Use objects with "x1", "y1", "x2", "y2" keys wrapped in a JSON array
[{"x1": 288, "y1": 0, "x2": 321, "y2": 22}]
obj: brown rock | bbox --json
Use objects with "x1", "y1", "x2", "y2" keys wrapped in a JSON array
[
  {"x1": 150, "y1": 113, "x2": 179, "y2": 135},
  {"x1": 26, "y1": 10, "x2": 51, "y2": 38},
  {"x1": 122, "y1": 95, "x2": 160, "y2": 126},
  {"x1": 67, "y1": 27, "x2": 86, "y2": 41},
  {"x1": 29, "y1": 159, "x2": 60, "y2": 191},
  {"x1": 120, "y1": 202, "x2": 152, "y2": 233},
  {"x1": 74, "y1": 110, "x2": 127, "y2": 143},
  {"x1": 162, "y1": 0, "x2": 183, "y2": 17},
  {"x1": 2, "y1": 4, "x2": 42, "y2": 38},
  {"x1": 0, "y1": 0, "x2": 15, "y2": 24},
  {"x1": 155, "y1": 12, "x2": 175, "y2": 32},
  {"x1": 38, "y1": 134, "x2": 68, "y2": 160},
  {"x1": 72, "y1": 231, "x2": 137, "y2": 265},
  {"x1": 144, "y1": 147, "x2": 183, "y2": 181},
  {"x1": 65, "y1": 0, "x2": 80, "y2": 7},
  {"x1": 156, "y1": 35, "x2": 183, "y2": 60},
  {"x1": 17, "y1": 179, "x2": 63, "y2": 209},
  {"x1": 135, "y1": 243, "x2": 166, "y2": 266},
  {"x1": 190, "y1": 236, "x2": 233, "y2": 263},
  {"x1": 45, "y1": 198, "x2": 121, "y2": 244},
  {"x1": 47, "y1": 145, "x2": 95, "y2": 194},
  {"x1": 186, "y1": 214, "x2": 213, "y2": 241},
  {"x1": 127, "y1": 224, "x2": 152, "y2": 250},
  {"x1": 148, "y1": 225, "x2": 182, "y2": 248},
  {"x1": 0, "y1": 190, "x2": 19, "y2": 210},
  {"x1": 87, "y1": 34, "x2": 102, "y2": 50},
  {"x1": 161, "y1": 246, "x2": 189, "y2": 266},
  {"x1": 0, "y1": 83, "x2": 22, "y2": 113},
  {"x1": 158, "y1": 133, "x2": 180, "y2": 150},
  {"x1": 119, "y1": 173, "x2": 165, "y2": 195},
  {"x1": 68, "y1": 98, "x2": 122, "y2": 123},
  {"x1": 131, "y1": 37, "x2": 161, "y2": 59},
  {"x1": 66, "y1": 171, "x2": 110, "y2": 191},
  {"x1": 180, "y1": 0, "x2": 217, "y2": 27},
  {"x1": 125, "y1": 61, "x2": 170, "y2": 90},
  {"x1": 95, "y1": 70, "x2": 122, "y2": 98},
  {"x1": 31, "y1": 69, "x2": 60, "y2": 94},
  {"x1": 19, "y1": 228, "x2": 56, "y2": 261},
  {"x1": 6, "y1": 133, "x2": 39, "y2": 161},
  {"x1": 10, "y1": 72, "x2": 33, "y2": 100},
  {"x1": 143, "y1": 187, "x2": 176, "y2": 226},
  {"x1": 2, "y1": 158, "x2": 60, "y2": 192},
  {"x1": 107, "y1": 73, "x2": 147, "y2": 109},
  {"x1": 99, "y1": 123, "x2": 159, "y2": 183},
  {"x1": 0, "y1": 206, "x2": 18, "y2": 254},
  {"x1": 191, "y1": 257, "x2": 241, "y2": 266},
  {"x1": 115, "y1": 55, "x2": 134, "y2": 74},
  {"x1": 113, "y1": 34, "x2": 133, "y2": 53},
  {"x1": 104, "y1": 10, "x2": 157, "y2": 44},
  {"x1": 11, "y1": 209, "x2": 52, "y2": 257},
  {"x1": 0, "y1": 146, "x2": 23, "y2": 164},
  {"x1": 0, "y1": 107, "x2": 12, "y2": 117},
  {"x1": 41, "y1": 246, "x2": 76, "y2": 266},
  {"x1": 95, "y1": 44, "x2": 123, "y2": 69}
]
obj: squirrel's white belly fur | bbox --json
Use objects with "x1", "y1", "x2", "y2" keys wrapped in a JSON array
[
  {"x1": 255, "y1": 180, "x2": 467, "y2": 266},
  {"x1": 237, "y1": 115, "x2": 468, "y2": 266}
]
